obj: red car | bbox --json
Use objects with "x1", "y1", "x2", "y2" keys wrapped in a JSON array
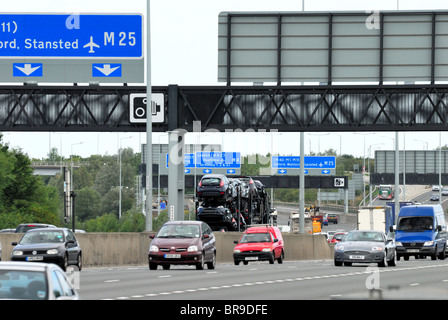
[
  {"x1": 330, "y1": 232, "x2": 347, "y2": 244},
  {"x1": 148, "y1": 221, "x2": 216, "y2": 270},
  {"x1": 233, "y1": 226, "x2": 284, "y2": 265}
]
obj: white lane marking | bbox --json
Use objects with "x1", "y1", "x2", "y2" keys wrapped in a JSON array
[{"x1": 103, "y1": 263, "x2": 448, "y2": 300}]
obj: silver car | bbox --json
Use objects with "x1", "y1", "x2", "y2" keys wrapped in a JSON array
[
  {"x1": 0, "y1": 262, "x2": 80, "y2": 300},
  {"x1": 334, "y1": 230, "x2": 396, "y2": 267}
]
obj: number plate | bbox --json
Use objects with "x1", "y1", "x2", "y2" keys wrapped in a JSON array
[
  {"x1": 349, "y1": 255, "x2": 365, "y2": 260},
  {"x1": 245, "y1": 257, "x2": 258, "y2": 261},
  {"x1": 407, "y1": 249, "x2": 420, "y2": 253},
  {"x1": 26, "y1": 256, "x2": 43, "y2": 261},
  {"x1": 164, "y1": 254, "x2": 181, "y2": 259}
]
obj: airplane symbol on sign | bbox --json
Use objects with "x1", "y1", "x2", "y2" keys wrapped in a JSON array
[{"x1": 83, "y1": 36, "x2": 100, "y2": 53}]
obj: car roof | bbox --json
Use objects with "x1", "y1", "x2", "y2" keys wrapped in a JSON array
[
  {"x1": 0, "y1": 261, "x2": 53, "y2": 272},
  {"x1": 245, "y1": 226, "x2": 278, "y2": 233},
  {"x1": 350, "y1": 230, "x2": 383, "y2": 234},
  {"x1": 25, "y1": 227, "x2": 69, "y2": 233},
  {"x1": 163, "y1": 220, "x2": 202, "y2": 226}
]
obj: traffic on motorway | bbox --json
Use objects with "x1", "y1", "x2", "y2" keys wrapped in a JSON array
[{"x1": 0, "y1": 175, "x2": 447, "y2": 300}]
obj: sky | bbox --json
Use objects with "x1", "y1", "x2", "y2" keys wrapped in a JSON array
[{"x1": 2, "y1": 0, "x2": 448, "y2": 160}]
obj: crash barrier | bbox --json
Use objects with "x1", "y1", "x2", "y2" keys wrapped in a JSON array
[{"x1": 0, "y1": 232, "x2": 332, "y2": 267}]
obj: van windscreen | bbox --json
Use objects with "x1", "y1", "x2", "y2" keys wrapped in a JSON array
[
  {"x1": 240, "y1": 233, "x2": 271, "y2": 243},
  {"x1": 397, "y1": 216, "x2": 434, "y2": 231}
]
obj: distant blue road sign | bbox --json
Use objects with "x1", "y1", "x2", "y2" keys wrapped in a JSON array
[
  {"x1": 196, "y1": 152, "x2": 241, "y2": 168},
  {"x1": 0, "y1": 14, "x2": 143, "y2": 58},
  {"x1": 272, "y1": 156, "x2": 336, "y2": 169},
  {"x1": 166, "y1": 153, "x2": 195, "y2": 168}
]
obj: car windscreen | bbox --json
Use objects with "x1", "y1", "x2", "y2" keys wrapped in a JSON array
[
  {"x1": 19, "y1": 230, "x2": 65, "y2": 244},
  {"x1": 344, "y1": 231, "x2": 383, "y2": 242},
  {"x1": 157, "y1": 225, "x2": 200, "y2": 238},
  {"x1": 0, "y1": 270, "x2": 48, "y2": 300},
  {"x1": 396, "y1": 216, "x2": 434, "y2": 231},
  {"x1": 240, "y1": 232, "x2": 271, "y2": 243}
]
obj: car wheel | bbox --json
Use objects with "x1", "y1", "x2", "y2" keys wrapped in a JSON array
[
  {"x1": 234, "y1": 260, "x2": 240, "y2": 266},
  {"x1": 162, "y1": 264, "x2": 170, "y2": 270},
  {"x1": 431, "y1": 246, "x2": 438, "y2": 260},
  {"x1": 149, "y1": 263, "x2": 157, "y2": 270},
  {"x1": 61, "y1": 254, "x2": 69, "y2": 271},
  {"x1": 76, "y1": 253, "x2": 82, "y2": 271},
  {"x1": 196, "y1": 253, "x2": 205, "y2": 270},
  {"x1": 268, "y1": 253, "x2": 275, "y2": 264},
  {"x1": 378, "y1": 253, "x2": 387, "y2": 267},
  {"x1": 277, "y1": 251, "x2": 284, "y2": 264},
  {"x1": 438, "y1": 245, "x2": 446, "y2": 260},
  {"x1": 387, "y1": 251, "x2": 397, "y2": 267},
  {"x1": 334, "y1": 260, "x2": 342, "y2": 267},
  {"x1": 207, "y1": 252, "x2": 216, "y2": 270}
]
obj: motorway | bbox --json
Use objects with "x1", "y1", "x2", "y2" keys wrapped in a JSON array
[
  {"x1": 77, "y1": 186, "x2": 448, "y2": 303},
  {"x1": 77, "y1": 259, "x2": 448, "y2": 301}
]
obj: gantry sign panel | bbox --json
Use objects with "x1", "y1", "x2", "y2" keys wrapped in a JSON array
[
  {"x1": 1, "y1": 84, "x2": 448, "y2": 132},
  {"x1": 375, "y1": 150, "x2": 448, "y2": 174},
  {"x1": 0, "y1": 13, "x2": 144, "y2": 83},
  {"x1": 218, "y1": 11, "x2": 448, "y2": 84}
]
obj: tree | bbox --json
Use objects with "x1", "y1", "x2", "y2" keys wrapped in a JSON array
[
  {"x1": 0, "y1": 137, "x2": 60, "y2": 229},
  {"x1": 76, "y1": 187, "x2": 101, "y2": 221}
]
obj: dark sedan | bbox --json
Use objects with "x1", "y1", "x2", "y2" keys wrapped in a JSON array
[
  {"x1": 334, "y1": 230, "x2": 396, "y2": 267},
  {"x1": 11, "y1": 228, "x2": 82, "y2": 271},
  {"x1": 197, "y1": 174, "x2": 235, "y2": 203}
]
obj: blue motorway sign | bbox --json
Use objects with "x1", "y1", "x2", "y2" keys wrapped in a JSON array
[
  {"x1": 0, "y1": 14, "x2": 143, "y2": 58},
  {"x1": 196, "y1": 152, "x2": 241, "y2": 168},
  {"x1": 272, "y1": 156, "x2": 336, "y2": 169},
  {"x1": 166, "y1": 153, "x2": 195, "y2": 168}
]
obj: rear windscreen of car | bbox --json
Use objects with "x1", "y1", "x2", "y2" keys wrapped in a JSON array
[
  {"x1": 201, "y1": 178, "x2": 221, "y2": 186},
  {"x1": 0, "y1": 270, "x2": 48, "y2": 300},
  {"x1": 15, "y1": 226, "x2": 44, "y2": 233}
]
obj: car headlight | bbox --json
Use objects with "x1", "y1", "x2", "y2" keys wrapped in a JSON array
[
  {"x1": 262, "y1": 248, "x2": 272, "y2": 252},
  {"x1": 423, "y1": 241, "x2": 434, "y2": 246},
  {"x1": 12, "y1": 250, "x2": 23, "y2": 256},
  {"x1": 395, "y1": 241, "x2": 403, "y2": 246},
  {"x1": 187, "y1": 245, "x2": 198, "y2": 252},
  {"x1": 149, "y1": 245, "x2": 159, "y2": 253},
  {"x1": 371, "y1": 246, "x2": 383, "y2": 252},
  {"x1": 46, "y1": 249, "x2": 58, "y2": 255},
  {"x1": 334, "y1": 245, "x2": 344, "y2": 251},
  {"x1": 233, "y1": 249, "x2": 241, "y2": 253}
]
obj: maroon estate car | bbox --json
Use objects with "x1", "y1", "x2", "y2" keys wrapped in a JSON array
[{"x1": 148, "y1": 221, "x2": 216, "y2": 270}]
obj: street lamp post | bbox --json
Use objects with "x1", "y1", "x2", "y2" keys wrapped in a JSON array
[
  {"x1": 70, "y1": 142, "x2": 83, "y2": 232},
  {"x1": 119, "y1": 136, "x2": 132, "y2": 219}
]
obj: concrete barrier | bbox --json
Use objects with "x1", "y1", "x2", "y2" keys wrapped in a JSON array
[{"x1": 0, "y1": 232, "x2": 332, "y2": 267}]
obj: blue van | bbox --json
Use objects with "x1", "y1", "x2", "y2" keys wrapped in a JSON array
[{"x1": 395, "y1": 205, "x2": 446, "y2": 261}]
